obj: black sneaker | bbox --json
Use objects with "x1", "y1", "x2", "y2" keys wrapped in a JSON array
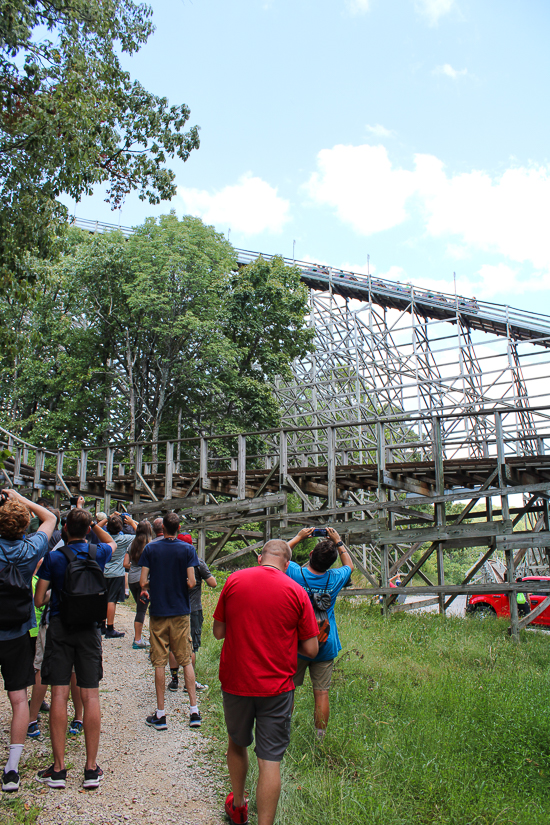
[
  {"x1": 36, "y1": 764, "x2": 67, "y2": 789},
  {"x1": 2, "y1": 770, "x2": 20, "y2": 792},
  {"x1": 104, "y1": 628, "x2": 125, "y2": 639},
  {"x1": 83, "y1": 764, "x2": 104, "y2": 790},
  {"x1": 168, "y1": 676, "x2": 178, "y2": 692},
  {"x1": 189, "y1": 711, "x2": 202, "y2": 728},
  {"x1": 145, "y1": 712, "x2": 167, "y2": 731}
]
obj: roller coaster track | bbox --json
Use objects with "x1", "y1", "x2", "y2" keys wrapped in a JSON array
[{"x1": 72, "y1": 218, "x2": 550, "y2": 347}]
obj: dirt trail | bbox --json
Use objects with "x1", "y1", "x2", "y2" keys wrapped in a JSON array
[{"x1": 0, "y1": 604, "x2": 225, "y2": 824}]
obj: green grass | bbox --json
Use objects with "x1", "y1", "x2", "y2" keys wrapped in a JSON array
[
  {"x1": 0, "y1": 798, "x2": 41, "y2": 825},
  {"x1": 199, "y1": 589, "x2": 550, "y2": 825}
]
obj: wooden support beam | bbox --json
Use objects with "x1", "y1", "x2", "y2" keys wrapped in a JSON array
[
  {"x1": 135, "y1": 471, "x2": 158, "y2": 502},
  {"x1": 164, "y1": 442, "x2": 174, "y2": 500},
  {"x1": 497, "y1": 531, "x2": 550, "y2": 550},
  {"x1": 210, "y1": 541, "x2": 263, "y2": 567},
  {"x1": 200, "y1": 437, "x2": 208, "y2": 491},
  {"x1": 444, "y1": 547, "x2": 495, "y2": 609},
  {"x1": 433, "y1": 416, "x2": 446, "y2": 615},
  {"x1": 347, "y1": 547, "x2": 379, "y2": 587},
  {"x1": 327, "y1": 427, "x2": 337, "y2": 511},
  {"x1": 382, "y1": 472, "x2": 432, "y2": 497},
  {"x1": 237, "y1": 434, "x2": 246, "y2": 500},
  {"x1": 129, "y1": 495, "x2": 203, "y2": 515},
  {"x1": 192, "y1": 492, "x2": 286, "y2": 519},
  {"x1": 132, "y1": 444, "x2": 143, "y2": 506},
  {"x1": 391, "y1": 597, "x2": 440, "y2": 613},
  {"x1": 283, "y1": 474, "x2": 315, "y2": 510},
  {"x1": 254, "y1": 463, "x2": 279, "y2": 498},
  {"x1": 206, "y1": 525, "x2": 239, "y2": 564}
]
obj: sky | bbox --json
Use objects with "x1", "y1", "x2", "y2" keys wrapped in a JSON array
[{"x1": 67, "y1": 0, "x2": 550, "y2": 314}]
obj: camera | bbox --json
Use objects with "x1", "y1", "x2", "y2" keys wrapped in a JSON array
[
  {"x1": 69, "y1": 496, "x2": 79, "y2": 509},
  {"x1": 312, "y1": 527, "x2": 328, "y2": 537}
]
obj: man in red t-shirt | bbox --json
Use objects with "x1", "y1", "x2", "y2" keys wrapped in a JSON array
[{"x1": 213, "y1": 540, "x2": 318, "y2": 825}]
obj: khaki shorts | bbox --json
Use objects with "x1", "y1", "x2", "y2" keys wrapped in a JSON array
[
  {"x1": 33, "y1": 624, "x2": 48, "y2": 671},
  {"x1": 149, "y1": 615, "x2": 192, "y2": 668},
  {"x1": 293, "y1": 657, "x2": 334, "y2": 691}
]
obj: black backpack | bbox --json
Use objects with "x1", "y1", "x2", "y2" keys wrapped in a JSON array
[
  {"x1": 58, "y1": 545, "x2": 108, "y2": 628},
  {"x1": 0, "y1": 547, "x2": 33, "y2": 630}
]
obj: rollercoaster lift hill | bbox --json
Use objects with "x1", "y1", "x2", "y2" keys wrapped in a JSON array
[
  {"x1": 72, "y1": 218, "x2": 550, "y2": 347},
  {"x1": 2, "y1": 405, "x2": 550, "y2": 640}
]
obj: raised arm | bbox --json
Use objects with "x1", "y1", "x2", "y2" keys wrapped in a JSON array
[
  {"x1": 288, "y1": 527, "x2": 315, "y2": 551},
  {"x1": 326, "y1": 527, "x2": 353, "y2": 572},
  {"x1": 6, "y1": 489, "x2": 56, "y2": 539}
]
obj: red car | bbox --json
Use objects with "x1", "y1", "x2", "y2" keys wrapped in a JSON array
[{"x1": 466, "y1": 576, "x2": 550, "y2": 626}]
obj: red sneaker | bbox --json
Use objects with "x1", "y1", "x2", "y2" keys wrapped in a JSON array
[{"x1": 225, "y1": 792, "x2": 248, "y2": 824}]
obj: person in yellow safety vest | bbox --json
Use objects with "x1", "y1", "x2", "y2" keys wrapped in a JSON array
[{"x1": 516, "y1": 578, "x2": 530, "y2": 618}]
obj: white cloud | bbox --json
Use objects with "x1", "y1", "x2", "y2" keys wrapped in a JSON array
[
  {"x1": 306, "y1": 144, "x2": 417, "y2": 234},
  {"x1": 346, "y1": 0, "x2": 370, "y2": 13},
  {"x1": 366, "y1": 124, "x2": 394, "y2": 138},
  {"x1": 415, "y1": 0, "x2": 455, "y2": 25},
  {"x1": 305, "y1": 143, "x2": 550, "y2": 277},
  {"x1": 177, "y1": 173, "x2": 290, "y2": 235},
  {"x1": 434, "y1": 63, "x2": 468, "y2": 79}
]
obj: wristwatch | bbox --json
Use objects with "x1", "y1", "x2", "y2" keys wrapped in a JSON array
[
  {"x1": 90, "y1": 521, "x2": 97, "y2": 529},
  {"x1": 336, "y1": 540, "x2": 344, "y2": 547}
]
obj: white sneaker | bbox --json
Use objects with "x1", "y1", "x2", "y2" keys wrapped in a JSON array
[{"x1": 184, "y1": 681, "x2": 209, "y2": 692}]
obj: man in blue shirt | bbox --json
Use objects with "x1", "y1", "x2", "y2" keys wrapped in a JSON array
[
  {"x1": 139, "y1": 512, "x2": 200, "y2": 731},
  {"x1": 34, "y1": 502, "x2": 115, "y2": 790},
  {"x1": 287, "y1": 526, "x2": 353, "y2": 740},
  {"x1": 0, "y1": 489, "x2": 56, "y2": 793}
]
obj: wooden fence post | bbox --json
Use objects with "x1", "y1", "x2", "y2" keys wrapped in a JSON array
[{"x1": 433, "y1": 416, "x2": 446, "y2": 615}]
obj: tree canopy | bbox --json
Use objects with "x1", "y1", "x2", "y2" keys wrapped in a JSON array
[
  {"x1": 0, "y1": 215, "x2": 315, "y2": 453},
  {"x1": 0, "y1": 0, "x2": 200, "y2": 293}
]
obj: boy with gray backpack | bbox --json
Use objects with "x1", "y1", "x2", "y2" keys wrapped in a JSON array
[
  {"x1": 0, "y1": 489, "x2": 56, "y2": 793},
  {"x1": 34, "y1": 500, "x2": 116, "y2": 790}
]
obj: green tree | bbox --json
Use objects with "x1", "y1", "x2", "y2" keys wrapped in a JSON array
[
  {"x1": 0, "y1": 0, "x2": 200, "y2": 293},
  {"x1": 0, "y1": 215, "x2": 315, "y2": 453}
]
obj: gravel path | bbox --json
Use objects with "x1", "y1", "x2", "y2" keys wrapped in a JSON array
[{"x1": 0, "y1": 604, "x2": 225, "y2": 825}]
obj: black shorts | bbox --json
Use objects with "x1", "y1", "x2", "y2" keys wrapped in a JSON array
[
  {"x1": 0, "y1": 633, "x2": 35, "y2": 692},
  {"x1": 106, "y1": 576, "x2": 125, "y2": 604},
  {"x1": 41, "y1": 617, "x2": 103, "y2": 689},
  {"x1": 222, "y1": 690, "x2": 294, "y2": 762},
  {"x1": 190, "y1": 609, "x2": 204, "y2": 652}
]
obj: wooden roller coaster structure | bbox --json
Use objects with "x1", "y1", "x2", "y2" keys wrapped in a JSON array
[{"x1": 2, "y1": 218, "x2": 550, "y2": 638}]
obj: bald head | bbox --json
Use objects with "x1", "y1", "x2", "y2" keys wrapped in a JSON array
[
  {"x1": 152, "y1": 517, "x2": 164, "y2": 536},
  {"x1": 259, "y1": 539, "x2": 292, "y2": 570}
]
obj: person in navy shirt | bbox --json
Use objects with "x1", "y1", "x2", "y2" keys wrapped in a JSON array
[
  {"x1": 139, "y1": 512, "x2": 200, "y2": 730},
  {"x1": 34, "y1": 500, "x2": 115, "y2": 791},
  {"x1": 287, "y1": 526, "x2": 353, "y2": 740},
  {"x1": 0, "y1": 489, "x2": 56, "y2": 793}
]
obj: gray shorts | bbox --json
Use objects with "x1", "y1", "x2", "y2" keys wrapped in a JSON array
[
  {"x1": 222, "y1": 690, "x2": 294, "y2": 762},
  {"x1": 190, "y1": 609, "x2": 203, "y2": 652},
  {"x1": 106, "y1": 576, "x2": 125, "y2": 604}
]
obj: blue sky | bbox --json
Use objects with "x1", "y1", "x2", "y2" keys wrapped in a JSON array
[{"x1": 68, "y1": 0, "x2": 550, "y2": 313}]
